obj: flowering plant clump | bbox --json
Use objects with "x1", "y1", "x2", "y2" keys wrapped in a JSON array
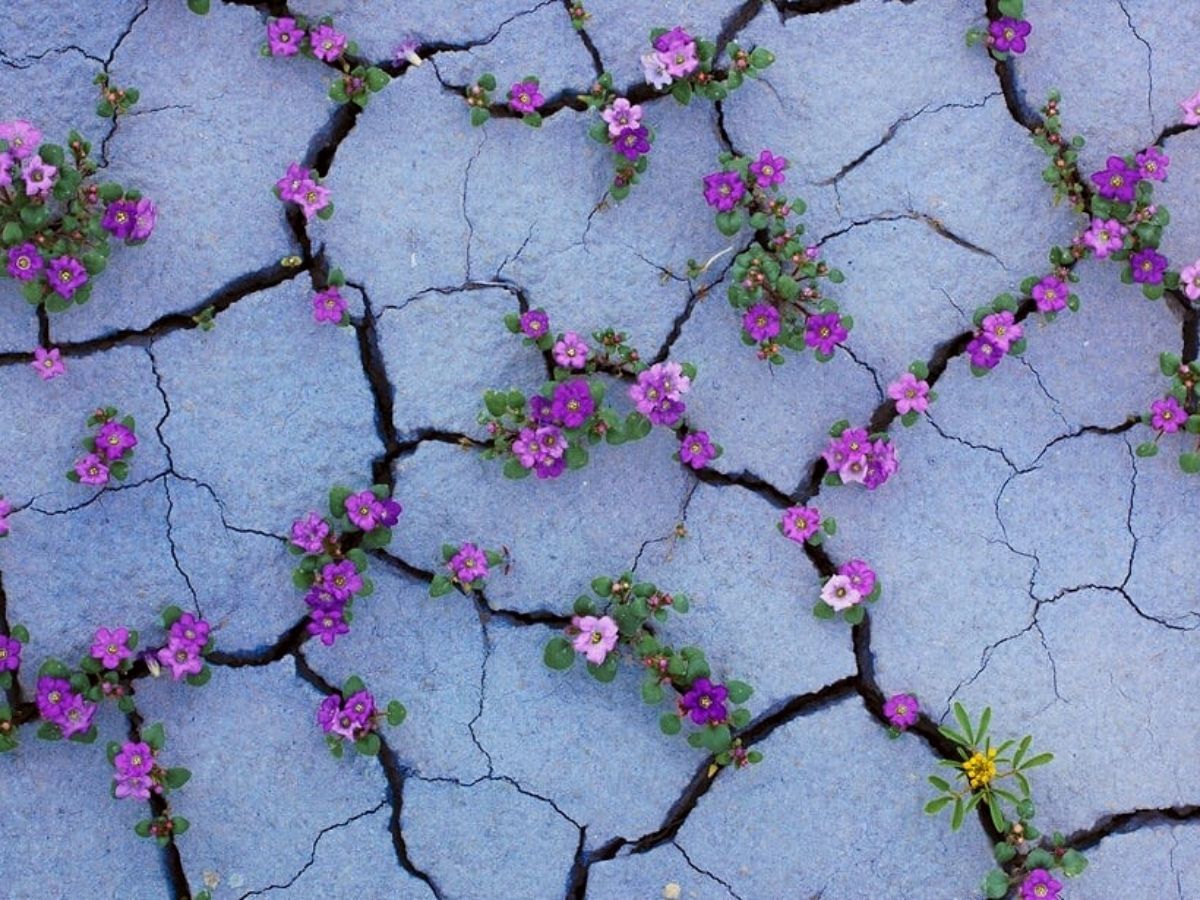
[
  {"x1": 0, "y1": 623, "x2": 27, "y2": 704},
  {"x1": 1134, "y1": 352, "x2": 1200, "y2": 473},
  {"x1": 94, "y1": 73, "x2": 139, "y2": 120},
  {"x1": 1, "y1": 121, "x2": 155, "y2": 313},
  {"x1": 317, "y1": 675, "x2": 406, "y2": 758},
  {"x1": 483, "y1": 310, "x2": 710, "y2": 478},
  {"x1": 883, "y1": 692, "x2": 920, "y2": 738},
  {"x1": 544, "y1": 573, "x2": 760, "y2": 768},
  {"x1": 275, "y1": 161, "x2": 333, "y2": 221},
  {"x1": 582, "y1": 75, "x2": 654, "y2": 201},
  {"x1": 153, "y1": 607, "x2": 216, "y2": 686},
  {"x1": 429, "y1": 541, "x2": 509, "y2": 597},
  {"x1": 263, "y1": 15, "x2": 390, "y2": 107},
  {"x1": 66, "y1": 407, "x2": 138, "y2": 487},
  {"x1": 290, "y1": 485, "x2": 401, "y2": 647},
  {"x1": 982, "y1": 826, "x2": 1088, "y2": 900},
  {"x1": 1031, "y1": 94, "x2": 1087, "y2": 209},
  {"x1": 311, "y1": 267, "x2": 351, "y2": 326},
  {"x1": 813, "y1": 558, "x2": 881, "y2": 624},
  {"x1": 822, "y1": 420, "x2": 899, "y2": 490},
  {"x1": 778, "y1": 505, "x2": 835, "y2": 548},
  {"x1": 964, "y1": 292, "x2": 1031, "y2": 375},
  {"x1": 700, "y1": 150, "x2": 853, "y2": 364},
  {"x1": 641, "y1": 27, "x2": 774, "y2": 105},
  {"x1": 107, "y1": 723, "x2": 193, "y2": 844},
  {"x1": 887, "y1": 362, "x2": 936, "y2": 425},
  {"x1": 465, "y1": 73, "x2": 498, "y2": 127},
  {"x1": 507, "y1": 76, "x2": 547, "y2": 127},
  {"x1": 966, "y1": 0, "x2": 1031, "y2": 59}
]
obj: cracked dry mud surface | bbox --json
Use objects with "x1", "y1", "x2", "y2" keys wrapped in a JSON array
[{"x1": 1, "y1": 0, "x2": 1198, "y2": 898}]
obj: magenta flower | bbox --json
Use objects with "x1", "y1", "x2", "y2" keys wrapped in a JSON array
[
  {"x1": 820, "y1": 574, "x2": 861, "y2": 611},
  {"x1": 0, "y1": 634, "x2": 21, "y2": 672},
  {"x1": 170, "y1": 612, "x2": 211, "y2": 651},
  {"x1": 508, "y1": 81, "x2": 544, "y2": 115},
  {"x1": 21, "y1": 154, "x2": 56, "y2": 197},
  {"x1": 988, "y1": 17, "x2": 1031, "y2": 53},
  {"x1": 31, "y1": 346, "x2": 65, "y2": 381},
  {"x1": 74, "y1": 453, "x2": 110, "y2": 486},
  {"x1": 512, "y1": 427, "x2": 543, "y2": 469},
  {"x1": 658, "y1": 43, "x2": 698, "y2": 79},
  {"x1": 1031, "y1": 275, "x2": 1068, "y2": 312},
  {"x1": 822, "y1": 428, "x2": 870, "y2": 471},
  {"x1": 6, "y1": 243, "x2": 43, "y2": 281},
  {"x1": 308, "y1": 607, "x2": 349, "y2": 646},
  {"x1": 1091, "y1": 156, "x2": 1139, "y2": 203},
  {"x1": 648, "y1": 396, "x2": 685, "y2": 427},
  {"x1": 981, "y1": 310, "x2": 1023, "y2": 352},
  {"x1": 1150, "y1": 396, "x2": 1186, "y2": 433},
  {"x1": 296, "y1": 180, "x2": 331, "y2": 220},
  {"x1": 130, "y1": 198, "x2": 156, "y2": 241},
  {"x1": 805, "y1": 313, "x2": 847, "y2": 354},
  {"x1": 865, "y1": 439, "x2": 899, "y2": 490},
  {"x1": 0, "y1": 497, "x2": 9, "y2": 538},
  {"x1": 781, "y1": 506, "x2": 821, "y2": 543},
  {"x1": 886, "y1": 372, "x2": 930, "y2": 414},
  {"x1": 394, "y1": 38, "x2": 422, "y2": 67},
  {"x1": 343, "y1": 690, "x2": 376, "y2": 727},
  {"x1": 551, "y1": 379, "x2": 594, "y2": 428},
  {"x1": 1135, "y1": 146, "x2": 1169, "y2": 181},
  {"x1": 1130, "y1": 248, "x2": 1168, "y2": 284},
  {"x1": 679, "y1": 677, "x2": 728, "y2": 725},
  {"x1": 267, "y1": 17, "x2": 305, "y2": 56},
  {"x1": 653, "y1": 27, "x2": 693, "y2": 53},
  {"x1": 114, "y1": 774, "x2": 153, "y2": 800},
  {"x1": 1081, "y1": 218, "x2": 1126, "y2": 259},
  {"x1": 1182, "y1": 88, "x2": 1200, "y2": 126},
  {"x1": 883, "y1": 693, "x2": 919, "y2": 730},
  {"x1": 534, "y1": 455, "x2": 566, "y2": 480},
  {"x1": 838, "y1": 559, "x2": 876, "y2": 596},
  {"x1": 571, "y1": 615, "x2": 618, "y2": 664},
  {"x1": 47, "y1": 256, "x2": 87, "y2": 299},
  {"x1": 966, "y1": 334, "x2": 1002, "y2": 369},
  {"x1": 742, "y1": 303, "x2": 780, "y2": 341},
  {"x1": 321, "y1": 560, "x2": 363, "y2": 601},
  {"x1": 379, "y1": 497, "x2": 402, "y2": 527},
  {"x1": 90, "y1": 626, "x2": 131, "y2": 669},
  {"x1": 613, "y1": 125, "x2": 651, "y2": 160},
  {"x1": 679, "y1": 431, "x2": 716, "y2": 469},
  {"x1": 601, "y1": 98, "x2": 642, "y2": 137},
  {"x1": 317, "y1": 694, "x2": 341, "y2": 732},
  {"x1": 345, "y1": 490, "x2": 385, "y2": 530},
  {"x1": 58, "y1": 694, "x2": 97, "y2": 737},
  {"x1": 310, "y1": 24, "x2": 347, "y2": 62},
  {"x1": 702, "y1": 171, "x2": 745, "y2": 212},
  {"x1": 519, "y1": 309, "x2": 549, "y2": 339},
  {"x1": 1181, "y1": 260, "x2": 1200, "y2": 302},
  {"x1": 102, "y1": 200, "x2": 138, "y2": 239},
  {"x1": 0, "y1": 152, "x2": 10, "y2": 189},
  {"x1": 114, "y1": 741, "x2": 155, "y2": 778},
  {"x1": 1019, "y1": 869, "x2": 1062, "y2": 900},
  {"x1": 36, "y1": 678, "x2": 73, "y2": 720},
  {"x1": 276, "y1": 162, "x2": 310, "y2": 202},
  {"x1": 312, "y1": 287, "x2": 348, "y2": 324},
  {"x1": 95, "y1": 421, "x2": 137, "y2": 461},
  {"x1": 157, "y1": 640, "x2": 203, "y2": 680},
  {"x1": 449, "y1": 542, "x2": 489, "y2": 583},
  {"x1": 656, "y1": 362, "x2": 691, "y2": 399},
  {"x1": 535, "y1": 425, "x2": 566, "y2": 460},
  {"x1": 291, "y1": 512, "x2": 330, "y2": 553},
  {"x1": 748, "y1": 150, "x2": 787, "y2": 188},
  {"x1": 552, "y1": 331, "x2": 589, "y2": 369},
  {"x1": 0, "y1": 120, "x2": 41, "y2": 159}
]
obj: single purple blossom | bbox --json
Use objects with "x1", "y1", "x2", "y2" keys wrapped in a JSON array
[
  {"x1": 114, "y1": 741, "x2": 155, "y2": 778},
  {"x1": 981, "y1": 310, "x2": 1023, "y2": 352},
  {"x1": 0, "y1": 120, "x2": 41, "y2": 159},
  {"x1": 345, "y1": 490, "x2": 385, "y2": 530},
  {"x1": 317, "y1": 694, "x2": 341, "y2": 732},
  {"x1": 1091, "y1": 155, "x2": 1139, "y2": 203},
  {"x1": 864, "y1": 439, "x2": 899, "y2": 490},
  {"x1": 170, "y1": 613, "x2": 211, "y2": 651},
  {"x1": 528, "y1": 394, "x2": 554, "y2": 425},
  {"x1": 641, "y1": 52, "x2": 672, "y2": 89},
  {"x1": 47, "y1": 256, "x2": 87, "y2": 299},
  {"x1": 20, "y1": 154, "x2": 56, "y2": 197},
  {"x1": 393, "y1": 38, "x2": 422, "y2": 67},
  {"x1": 883, "y1": 693, "x2": 919, "y2": 730},
  {"x1": 0, "y1": 634, "x2": 21, "y2": 672},
  {"x1": 321, "y1": 560, "x2": 363, "y2": 601},
  {"x1": 804, "y1": 313, "x2": 847, "y2": 355},
  {"x1": 653, "y1": 26, "x2": 694, "y2": 53},
  {"x1": 58, "y1": 693, "x2": 97, "y2": 737},
  {"x1": 679, "y1": 431, "x2": 716, "y2": 469},
  {"x1": 449, "y1": 542, "x2": 490, "y2": 583},
  {"x1": 304, "y1": 586, "x2": 342, "y2": 612},
  {"x1": 508, "y1": 81, "x2": 545, "y2": 115},
  {"x1": 1082, "y1": 218, "x2": 1126, "y2": 259},
  {"x1": 519, "y1": 309, "x2": 550, "y2": 339},
  {"x1": 90, "y1": 627, "x2": 131, "y2": 670},
  {"x1": 95, "y1": 421, "x2": 137, "y2": 461},
  {"x1": 1150, "y1": 396, "x2": 1186, "y2": 433},
  {"x1": 658, "y1": 42, "x2": 698, "y2": 79},
  {"x1": 838, "y1": 559, "x2": 876, "y2": 596},
  {"x1": 571, "y1": 615, "x2": 618, "y2": 665},
  {"x1": 781, "y1": 506, "x2": 821, "y2": 543},
  {"x1": 551, "y1": 380, "x2": 594, "y2": 428},
  {"x1": 613, "y1": 125, "x2": 651, "y2": 160},
  {"x1": 512, "y1": 427, "x2": 543, "y2": 469},
  {"x1": 1183, "y1": 89, "x2": 1200, "y2": 126},
  {"x1": 887, "y1": 372, "x2": 930, "y2": 414},
  {"x1": 114, "y1": 774, "x2": 153, "y2": 800},
  {"x1": 276, "y1": 162, "x2": 310, "y2": 202},
  {"x1": 309, "y1": 24, "x2": 347, "y2": 62},
  {"x1": 6, "y1": 243, "x2": 43, "y2": 281},
  {"x1": 988, "y1": 17, "x2": 1031, "y2": 54},
  {"x1": 74, "y1": 453, "x2": 110, "y2": 486},
  {"x1": 533, "y1": 455, "x2": 566, "y2": 479},
  {"x1": 534, "y1": 425, "x2": 566, "y2": 461},
  {"x1": 967, "y1": 334, "x2": 1003, "y2": 369},
  {"x1": 130, "y1": 198, "x2": 157, "y2": 241},
  {"x1": 292, "y1": 512, "x2": 331, "y2": 553},
  {"x1": 553, "y1": 331, "x2": 589, "y2": 369},
  {"x1": 0, "y1": 152, "x2": 10, "y2": 189},
  {"x1": 312, "y1": 287, "x2": 347, "y2": 324},
  {"x1": 648, "y1": 396, "x2": 686, "y2": 427},
  {"x1": 1130, "y1": 248, "x2": 1168, "y2": 284},
  {"x1": 295, "y1": 179, "x2": 331, "y2": 220},
  {"x1": 343, "y1": 690, "x2": 376, "y2": 726},
  {"x1": 307, "y1": 606, "x2": 350, "y2": 646},
  {"x1": 1031, "y1": 275, "x2": 1069, "y2": 312},
  {"x1": 1136, "y1": 146, "x2": 1169, "y2": 181},
  {"x1": 1019, "y1": 869, "x2": 1063, "y2": 900},
  {"x1": 748, "y1": 149, "x2": 787, "y2": 188},
  {"x1": 102, "y1": 200, "x2": 138, "y2": 239},
  {"x1": 1182, "y1": 259, "x2": 1200, "y2": 302},
  {"x1": 267, "y1": 17, "x2": 305, "y2": 56},
  {"x1": 31, "y1": 346, "x2": 65, "y2": 381},
  {"x1": 601, "y1": 98, "x2": 643, "y2": 138},
  {"x1": 36, "y1": 677, "x2": 73, "y2": 720},
  {"x1": 378, "y1": 497, "x2": 402, "y2": 527},
  {"x1": 157, "y1": 640, "x2": 203, "y2": 680},
  {"x1": 820, "y1": 574, "x2": 861, "y2": 611},
  {"x1": 679, "y1": 677, "x2": 729, "y2": 725},
  {"x1": 742, "y1": 303, "x2": 780, "y2": 341},
  {"x1": 702, "y1": 170, "x2": 745, "y2": 212}
]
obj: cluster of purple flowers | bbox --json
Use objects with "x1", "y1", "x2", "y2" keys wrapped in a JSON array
[
  {"x1": 823, "y1": 426, "x2": 898, "y2": 490},
  {"x1": 967, "y1": 308, "x2": 1025, "y2": 372},
  {"x1": 267, "y1": 17, "x2": 347, "y2": 61},
  {"x1": 601, "y1": 98, "x2": 647, "y2": 160},
  {"x1": 36, "y1": 676, "x2": 97, "y2": 738},
  {"x1": 1, "y1": 120, "x2": 55, "y2": 200},
  {"x1": 642, "y1": 26, "x2": 699, "y2": 89},
  {"x1": 629, "y1": 361, "x2": 691, "y2": 427},
  {"x1": 69, "y1": 408, "x2": 138, "y2": 488},
  {"x1": 100, "y1": 195, "x2": 156, "y2": 243},
  {"x1": 155, "y1": 612, "x2": 212, "y2": 681},
  {"x1": 318, "y1": 689, "x2": 378, "y2": 742},
  {"x1": 112, "y1": 740, "x2": 160, "y2": 800},
  {"x1": 815, "y1": 559, "x2": 879, "y2": 624},
  {"x1": 275, "y1": 162, "x2": 332, "y2": 221},
  {"x1": 702, "y1": 149, "x2": 787, "y2": 216}
]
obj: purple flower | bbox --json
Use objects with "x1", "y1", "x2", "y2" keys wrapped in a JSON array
[
  {"x1": 1091, "y1": 155, "x2": 1139, "y2": 202},
  {"x1": 47, "y1": 256, "x2": 87, "y2": 299},
  {"x1": 0, "y1": 152, "x2": 10, "y2": 189},
  {"x1": 864, "y1": 439, "x2": 899, "y2": 490},
  {"x1": 317, "y1": 694, "x2": 341, "y2": 732},
  {"x1": 449, "y1": 542, "x2": 489, "y2": 583},
  {"x1": 883, "y1": 693, "x2": 919, "y2": 730},
  {"x1": 988, "y1": 17, "x2": 1031, "y2": 54},
  {"x1": 528, "y1": 395, "x2": 554, "y2": 425},
  {"x1": 1136, "y1": 146, "x2": 1169, "y2": 181},
  {"x1": 276, "y1": 162, "x2": 310, "y2": 202},
  {"x1": 345, "y1": 490, "x2": 385, "y2": 530},
  {"x1": 742, "y1": 303, "x2": 780, "y2": 341},
  {"x1": 1150, "y1": 396, "x2": 1186, "y2": 433},
  {"x1": 967, "y1": 333, "x2": 1003, "y2": 369},
  {"x1": 659, "y1": 42, "x2": 698, "y2": 79},
  {"x1": 304, "y1": 586, "x2": 341, "y2": 611},
  {"x1": 394, "y1": 38, "x2": 422, "y2": 67},
  {"x1": 534, "y1": 455, "x2": 566, "y2": 479},
  {"x1": 114, "y1": 741, "x2": 155, "y2": 778},
  {"x1": 804, "y1": 313, "x2": 847, "y2": 355},
  {"x1": 378, "y1": 497, "x2": 402, "y2": 527},
  {"x1": 535, "y1": 425, "x2": 566, "y2": 460},
  {"x1": 292, "y1": 512, "x2": 330, "y2": 553},
  {"x1": 820, "y1": 574, "x2": 861, "y2": 611},
  {"x1": 0, "y1": 635, "x2": 21, "y2": 672},
  {"x1": 571, "y1": 615, "x2": 618, "y2": 665},
  {"x1": 6, "y1": 243, "x2": 43, "y2": 281},
  {"x1": 512, "y1": 427, "x2": 543, "y2": 469},
  {"x1": 90, "y1": 626, "x2": 131, "y2": 669},
  {"x1": 702, "y1": 171, "x2": 745, "y2": 212},
  {"x1": 36, "y1": 677, "x2": 73, "y2": 720},
  {"x1": 312, "y1": 287, "x2": 347, "y2": 324},
  {"x1": 519, "y1": 309, "x2": 549, "y2": 339},
  {"x1": 822, "y1": 428, "x2": 870, "y2": 471},
  {"x1": 296, "y1": 180, "x2": 332, "y2": 220},
  {"x1": 553, "y1": 331, "x2": 589, "y2": 369},
  {"x1": 307, "y1": 607, "x2": 350, "y2": 646},
  {"x1": 329, "y1": 707, "x2": 362, "y2": 741},
  {"x1": 0, "y1": 120, "x2": 41, "y2": 159},
  {"x1": 601, "y1": 98, "x2": 643, "y2": 137},
  {"x1": 321, "y1": 560, "x2": 363, "y2": 601},
  {"x1": 1031, "y1": 275, "x2": 1068, "y2": 312},
  {"x1": 551, "y1": 380, "x2": 594, "y2": 428},
  {"x1": 343, "y1": 690, "x2": 376, "y2": 726},
  {"x1": 655, "y1": 361, "x2": 691, "y2": 399},
  {"x1": 157, "y1": 640, "x2": 203, "y2": 680},
  {"x1": 613, "y1": 125, "x2": 651, "y2": 160},
  {"x1": 679, "y1": 431, "x2": 716, "y2": 469},
  {"x1": 31, "y1": 346, "x2": 65, "y2": 381},
  {"x1": 74, "y1": 453, "x2": 110, "y2": 486},
  {"x1": 1082, "y1": 218, "x2": 1126, "y2": 259},
  {"x1": 648, "y1": 396, "x2": 686, "y2": 427},
  {"x1": 1183, "y1": 89, "x2": 1200, "y2": 126},
  {"x1": 653, "y1": 26, "x2": 694, "y2": 53},
  {"x1": 310, "y1": 24, "x2": 347, "y2": 62},
  {"x1": 102, "y1": 200, "x2": 137, "y2": 239},
  {"x1": 1019, "y1": 869, "x2": 1063, "y2": 900},
  {"x1": 58, "y1": 694, "x2": 97, "y2": 737},
  {"x1": 838, "y1": 559, "x2": 876, "y2": 596},
  {"x1": 781, "y1": 506, "x2": 821, "y2": 543},
  {"x1": 1130, "y1": 248, "x2": 1168, "y2": 284},
  {"x1": 887, "y1": 373, "x2": 930, "y2": 414},
  {"x1": 95, "y1": 421, "x2": 137, "y2": 461},
  {"x1": 21, "y1": 154, "x2": 56, "y2": 197},
  {"x1": 508, "y1": 81, "x2": 545, "y2": 115},
  {"x1": 980, "y1": 310, "x2": 1023, "y2": 352},
  {"x1": 114, "y1": 774, "x2": 153, "y2": 800},
  {"x1": 748, "y1": 150, "x2": 787, "y2": 188},
  {"x1": 1181, "y1": 260, "x2": 1200, "y2": 302},
  {"x1": 641, "y1": 52, "x2": 672, "y2": 89},
  {"x1": 267, "y1": 17, "x2": 305, "y2": 56},
  {"x1": 130, "y1": 198, "x2": 157, "y2": 241},
  {"x1": 170, "y1": 612, "x2": 211, "y2": 651},
  {"x1": 679, "y1": 677, "x2": 729, "y2": 725}
]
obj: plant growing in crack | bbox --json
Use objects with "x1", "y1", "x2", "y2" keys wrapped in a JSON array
[
  {"x1": 778, "y1": 504, "x2": 836, "y2": 548},
  {"x1": 263, "y1": 15, "x2": 391, "y2": 107},
  {"x1": 153, "y1": 606, "x2": 216, "y2": 685},
  {"x1": 2, "y1": 120, "x2": 156, "y2": 313},
  {"x1": 1134, "y1": 353, "x2": 1200, "y2": 473},
  {"x1": 290, "y1": 485, "x2": 402, "y2": 646},
  {"x1": 582, "y1": 76, "x2": 654, "y2": 202},
  {"x1": 567, "y1": 3, "x2": 590, "y2": 31},
  {"x1": 429, "y1": 541, "x2": 509, "y2": 597},
  {"x1": 642, "y1": 26, "x2": 774, "y2": 105},
  {"x1": 317, "y1": 674, "x2": 406, "y2": 759},
  {"x1": 94, "y1": 72, "x2": 139, "y2": 121},
  {"x1": 66, "y1": 406, "x2": 138, "y2": 488},
  {"x1": 822, "y1": 419, "x2": 899, "y2": 490},
  {"x1": 312, "y1": 267, "x2": 351, "y2": 326},
  {"x1": 508, "y1": 77, "x2": 547, "y2": 127},
  {"x1": 275, "y1": 161, "x2": 333, "y2": 222},
  {"x1": 966, "y1": 0, "x2": 1032, "y2": 60},
  {"x1": 109, "y1": 723, "x2": 193, "y2": 844},
  {"x1": 544, "y1": 573, "x2": 760, "y2": 768},
  {"x1": 984, "y1": 819, "x2": 1088, "y2": 900},
  {"x1": 887, "y1": 362, "x2": 936, "y2": 426},
  {"x1": 814, "y1": 558, "x2": 880, "y2": 625}
]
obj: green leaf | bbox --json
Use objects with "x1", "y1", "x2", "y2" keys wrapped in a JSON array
[
  {"x1": 670, "y1": 79, "x2": 693, "y2": 104},
  {"x1": 479, "y1": 73, "x2": 497, "y2": 91},
  {"x1": 953, "y1": 702, "x2": 975, "y2": 746},
  {"x1": 924, "y1": 797, "x2": 952, "y2": 815},
  {"x1": 714, "y1": 210, "x2": 743, "y2": 237},
  {"x1": 927, "y1": 775, "x2": 951, "y2": 792},
  {"x1": 165, "y1": 767, "x2": 191, "y2": 790},
  {"x1": 659, "y1": 713, "x2": 682, "y2": 735},
  {"x1": 360, "y1": 526, "x2": 392, "y2": 550},
  {"x1": 1061, "y1": 849, "x2": 1088, "y2": 877},
  {"x1": 828, "y1": 419, "x2": 850, "y2": 438},
  {"x1": 1160, "y1": 351, "x2": 1182, "y2": 376},
  {"x1": 365, "y1": 67, "x2": 390, "y2": 92},
  {"x1": 1012, "y1": 734, "x2": 1032, "y2": 768},
  {"x1": 187, "y1": 0, "x2": 211, "y2": 12},
  {"x1": 1180, "y1": 452, "x2": 1200, "y2": 474},
  {"x1": 161, "y1": 605, "x2": 184, "y2": 628},
  {"x1": 592, "y1": 576, "x2": 615, "y2": 597},
  {"x1": 429, "y1": 574, "x2": 454, "y2": 598},
  {"x1": 587, "y1": 656, "x2": 618, "y2": 683},
  {"x1": 1135, "y1": 441, "x2": 1159, "y2": 458},
  {"x1": 988, "y1": 796, "x2": 1007, "y2": 833},
  {"x1": 812, "y1": 600, "x2": 835, "y2": 620},
  {"x1": 983, "y1": 869, "x2": 1010, "y2": 899},
  {"x1": 172, "y1": 817, "x2": 190, "y2": 836},
  {"x1": 470, "y1": 107, "x2": 490, "y2": 127},
  {"x1": 950, "y1": 797, "x2": 965, "y2": 831},
  {"x1": 1026, "y1": 848, "x2": 1055, "y2": 870},
  {"x1": 342, "y1": 675, "x2": 366, "y2": 697},
  {"x1": 997, "y1": 0, "x2": 1024, "y2": 17},
  {"x1": 356, "y1": 732, "x2": 381, "y2": 756},
  {"x1": 10, "y1": 624, "x2": 28, "y2": 643},
  {"x1": 842, "y1": 605, "x2": 865, "y2": 625},
  {"x1": 502, "y1": 457, "x2": 531, "y2": 479},
  {"x1": 565, "y1": 446, "x2": 589, "y2": 470},
  {"x1": 328, "y1": 486, "x2": 352, "y2": 519},
  {"x1": 749, "y1": 46, "x2": 775, "y2": 68},
  {"x1": 143, "y1": 722, "x2": 165, "y2": 752},
  {"x1": 186, "y1": 666, "x2": 212, "y2": 688},
  {"x1": 134, "y1": 819, "x2": 152, "y2": 838},
  {"x1": 1020, "y1": 752, "x2": 1054, "y2": 769},
  {"x1": 641, "y1": 679, "x2": 664, "y2": 705},
  {"x1": 543, "y1": 637, "x2": 575, "y2": 670},
  {"x1": 993, "y1": 842, "x2": 1016, "y2": 863},
  {"x1": 726, "y1": 681, "x2": 753, "y2": 704},
  {"x1": 387, "y1": 700, "x2": 407, "y2": 727}
]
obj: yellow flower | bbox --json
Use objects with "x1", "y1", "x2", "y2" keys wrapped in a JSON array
[{"x1": 962, "y1": 747, "x2": 998, "y2": 789}]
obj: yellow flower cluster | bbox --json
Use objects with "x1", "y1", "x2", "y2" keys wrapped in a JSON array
[{"x1": 962, "y1": 747, "x2": 998, "y2": 789}]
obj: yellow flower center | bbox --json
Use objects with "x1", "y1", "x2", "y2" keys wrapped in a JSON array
[
  {"x1": 699, "y1": 696, "x2": 711, "y2": 708},
  {"x1": 60, "y1": 271, "x2": 72, "y2": 283},
  {"x1": 590, "y1": 631, "x2": 603, "y2": 643},
  {"x1": 107, "y1": 644, "x2": 118, "y2": 654}
]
